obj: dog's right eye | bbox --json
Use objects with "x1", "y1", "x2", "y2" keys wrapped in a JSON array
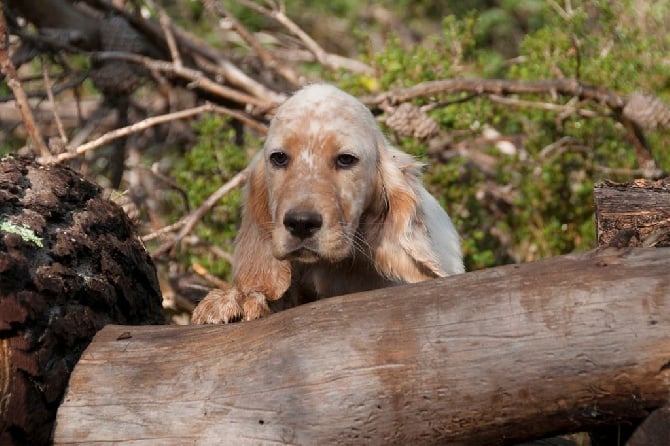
[{"x1": 269, "y1": 151, "x2": 289, "y2": 168}]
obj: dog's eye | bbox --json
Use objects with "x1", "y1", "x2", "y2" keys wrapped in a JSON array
[
  {"x1": 335, "y1": 153, "x2": 358, "y2": 169},
  {"x1": 269, "y1": 151, "x2": 289, "y2": 168}
]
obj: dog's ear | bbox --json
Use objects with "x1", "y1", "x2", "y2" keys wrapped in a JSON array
[
  {"x1": 372, "y1": 140, "x2": 463, "y2": 282},
  {"x1": 232, "y1": 154, "x2": 291, "y2": 300}
]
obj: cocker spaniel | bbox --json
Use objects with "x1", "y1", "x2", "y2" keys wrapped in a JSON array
[{"x1": 191, "y1": 84, "x2": 464, "y2": 324}]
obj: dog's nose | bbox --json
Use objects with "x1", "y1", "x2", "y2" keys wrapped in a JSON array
[{"x1": 283, "y1": 210, "x2": 323, "y2": 239}]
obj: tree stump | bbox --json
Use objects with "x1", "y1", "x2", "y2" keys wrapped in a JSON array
[
  {"x1": 593, "y1": 178, "x2": 670, "y2": 446},
  {"x1": 594, "y1": 178, "x2": 670, "y2": 248},
  {"x1": 0, "y1": 156, "x2": 164, "y2": 445}
]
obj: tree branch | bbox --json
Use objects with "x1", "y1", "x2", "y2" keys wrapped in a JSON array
[
  {"x1": 363, "y1": 78, "x2": 665, "y2": 175},
  {"x1": 38, "y1": 104, "x2": 266, "y2": 164},
  {"x1": 237, "y1": 0, "x2": 374, "y2": 75},
  {"x1": 202, "y1": 0, "x2": 301, "y2": 87},
  {"x1": 0, "y1": 9, "x2": 51, "y2": 157},
  {"x1": 151, "y1": 167, "x2": 250, "y2": 258}
]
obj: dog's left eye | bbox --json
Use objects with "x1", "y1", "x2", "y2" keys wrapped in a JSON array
[{"x1": 335, "y1": 153, "x2": 358, "y2": 169}]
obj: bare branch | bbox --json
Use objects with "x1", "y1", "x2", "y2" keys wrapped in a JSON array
[
  {"x1": 191, "y1": 54, "x2": 287, "y2": 105},
  {"x1": 0, "y1": 9, "x2": 51, "y2": 157},
  {"x1": 40, "y1": 58, "x2": 68, "y2": 145},
  {"x1": 362, "y1": 78, "x2": 627, "y2": 109},
  {"x1": 192, "y1": 263, "x2": 231, "y2": 289},
  {"x1": 97, "y1": 0, "x2": 285, "y2": 104},
  {"x1": 39, "y1": 103, "x2": 267, "y2": 164},
  {"x1": 488, "y1": 94, "x2": 599, "y2": 118},
  {"x1": 237, "y1": 0, "x2": 374, "y2": 75},
  {"x1": 142, "y1": 220, "x2": 186, "y2": 243},
  {"x1": 271, "y1": 9, "x2": 374, "y2": 75},
  {"x1": 93, "y1": 51, "x2": 278, "y2": 110},
  {"x1": 363, "y1": 78, "x2": 663, "y2": 175},
  {"x1": 202, "y1": 0, "x2": 301, "y2": 87},
  {"x1": 146, "y1": 0, "x2": 183, "y2": 69},
  {"x1": 152, "y1": 167, "x2": 250, "y2": 258}
]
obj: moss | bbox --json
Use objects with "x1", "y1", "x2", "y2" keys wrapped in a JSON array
[{"x1": 0, "y1": 220, "x2": 44, "y2": 248}]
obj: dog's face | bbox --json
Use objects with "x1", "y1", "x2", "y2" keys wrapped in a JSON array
[{"x1": 261, "y1": 85, "x2": 383, "y2": 264}]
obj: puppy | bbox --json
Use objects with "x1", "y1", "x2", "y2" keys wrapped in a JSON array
[{"x1": 192, "y1": 84, "x2": 463, "y2": 324}]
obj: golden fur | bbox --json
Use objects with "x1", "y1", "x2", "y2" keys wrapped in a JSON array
[{"x1": 192, "y1": 84, "x2": 463, "y2": 324}]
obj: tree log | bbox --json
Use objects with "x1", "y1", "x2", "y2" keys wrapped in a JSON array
[
  {"x1": 0, "y1": 157, "x2": 164, "y2": 445},
  {"x1": 55, "y1": 247, "x2": 670, "y2": 445},
  {"x1": 594, "y1": 178, "x2": 670, "y2": 248}
]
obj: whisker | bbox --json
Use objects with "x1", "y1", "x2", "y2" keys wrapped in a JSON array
[{"x1": 347, "y1": 231, "x2": 375, "y2": 264}]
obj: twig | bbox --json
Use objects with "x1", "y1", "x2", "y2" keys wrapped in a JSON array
[
  {"x1": 65, "y1": 102, "x2": 115, "y2": 152},
  {"x1": 191, "y1": 54, "x2": 287, "y2": 105},
  {"x1": 237, "y1": 0, "x2": 374, "y2": 75},
  {"x1": 41, "y1": 58, "x2": 68, "y2": 145},
  {"x1": 488, "y1": 94, "x2": 599, "y2": 118},
  {"x1": 39, "y1": 103, "x2": 267, "y2": 164},
  {"x1": 548, "y1": 0, "x2": 574, "y2": 21},
  {"x1": 272, "y1": 8, "x2": 373, "y2": 74},
  {"x1": 362, "y1": 78, "x2": 659, "y2": 172},
  {"x1": 92, "y1": 51, "x2": 277, "y2": 110},
  {"x1": 152, "y1": 167, "x2": 250, "y2": 258},
  {"x1": 202, "y1": 0, "x2": 300, "y2": 87},
  {"x1": 98, "y1": 0, "x2": 285, "y2": 105},
  {"x1": 0, "y1": 71, "x2": 88, "y2": 103},
  {"x1": 144, "y1": 0, "x2": 183, "y2": 69},
  {"x1": 142, "y1": 219, "x2": 187, "y2": 242},
  {"x1": 192, "y1": 262, "x2": 232, "y2": 289},
  {"x1": 0, "y1": 9, "x2": 51, "y2": 157},
  {"x1": 362, "y1": 78, "x2": 626, "y2": 109}
]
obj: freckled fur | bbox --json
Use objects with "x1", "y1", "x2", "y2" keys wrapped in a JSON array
[{"x1": 191, "y1": 84, "x2": 464, "y2": 324}]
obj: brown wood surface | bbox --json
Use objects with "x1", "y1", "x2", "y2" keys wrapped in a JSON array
[
  {"x1": 594, "y1": 179, "x2": 670, "y2": 248},
  {"x1": 593, "y1": 178, "x2": 670, "y2": 446},
  {"x1": 54, "y1": 247, "x2": 670, "y2": 445}
]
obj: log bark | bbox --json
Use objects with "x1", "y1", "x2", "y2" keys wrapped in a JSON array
[
  {"x1": 592, "y1": 178, "x2": 670, "y2": 446},
  {"x1": 55, "y1": 247, "x2": 670, "y2": 445},
  {"x1": 594, "y1": 178, "x2": 670, "y2": 248},
  {"x1": 0, "y1": 157, "x2": 164, "y2": 445}
]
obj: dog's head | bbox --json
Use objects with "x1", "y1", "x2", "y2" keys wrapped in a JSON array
[
  {"x1": 239, "y1": 84, "x2": 461, "y2": 286},
  {"x1": 257, "y1": 84, "x2": 384, "y2": 263}
]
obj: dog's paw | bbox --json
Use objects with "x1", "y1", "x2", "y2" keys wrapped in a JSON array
[
  {"x1": 241, "y1": 291, "x2": 272, "y2": 321},
  {"x1": 191, "y1": 287, "x2": 244, "y2": 324},
  {"x1": 191, "y1": 288, "x2": 272, "y2": 324}
]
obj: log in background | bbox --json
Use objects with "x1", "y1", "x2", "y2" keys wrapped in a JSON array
[{"x1": 55, "y1": 247, "x2": 670, "y2": 445}]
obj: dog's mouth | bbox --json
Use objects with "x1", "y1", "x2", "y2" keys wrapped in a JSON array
[
  {"x1": 280, "y1": 246, "x2": 321, "y2": 263},
  {"x1": 273, "y1": 225, "x2": 354, "y2": 264}
]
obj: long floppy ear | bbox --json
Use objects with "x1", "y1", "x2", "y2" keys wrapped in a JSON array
[
  {"x1": 372, "y1": 139, "x2": 464, "y2": 282},
  {"x1": 232, "y1": 153, "x2": 291, "y2": 300}
]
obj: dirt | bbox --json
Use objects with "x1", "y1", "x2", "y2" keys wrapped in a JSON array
[{"x1": 0, "y1": 156, "x2": 164, "y2": 445}]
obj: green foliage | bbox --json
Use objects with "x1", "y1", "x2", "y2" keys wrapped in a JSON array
[
  {"x1": 168, "y1": 115, "x2": 255, "y2": 279},
  {"x1": 334, "y1": 0, "x2": 669, "y2": 269}
]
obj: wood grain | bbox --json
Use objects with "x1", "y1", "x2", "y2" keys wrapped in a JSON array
[
  {"x1": 54, "y1": 248, "x2": 670, "y2": 445},
  {"x1": 594, "y1": 179, "x2": 670, "y2": 248}
]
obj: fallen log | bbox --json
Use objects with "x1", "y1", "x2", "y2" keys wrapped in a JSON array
[{"x1": 55, "y1": 247, "x2": 670, "y2": 445}]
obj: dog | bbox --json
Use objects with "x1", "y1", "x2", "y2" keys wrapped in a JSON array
[{"x1": 191, "y1": 84, "x2": 464, "y2": 324}]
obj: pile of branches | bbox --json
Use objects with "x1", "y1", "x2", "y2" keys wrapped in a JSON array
[{"x1": 1, "y1": 0, "x2": 669, "y2": 314}]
